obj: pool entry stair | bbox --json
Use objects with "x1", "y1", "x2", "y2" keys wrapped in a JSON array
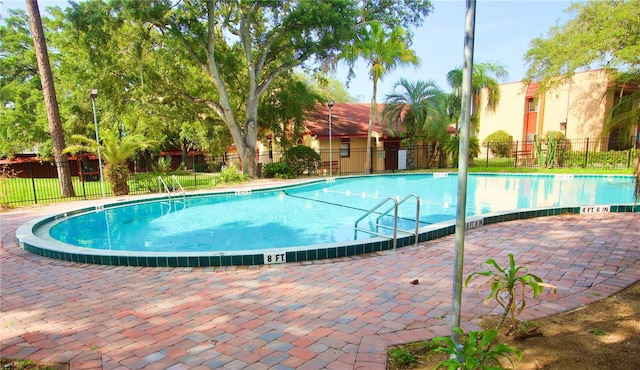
[
  {"x1": 158, "y1": 175, "x2": 186, "y2": 213},
  {"x1": 354, "y1": 193, "x2": 421, "y2": 250}
]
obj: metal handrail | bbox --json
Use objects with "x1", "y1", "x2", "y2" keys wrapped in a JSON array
[
  {"x1": 354, "y1": 194, "x2": 421, "y2": 250},
  {"x1": 354, "y1": 196, "x2": 399, "y2": 249},
  {"x1": 158, "y1": 176, "x2": 171, "y2": 195},
  {"x1": 158, "y1": 176, "x2": 186, "y2": 204},
  {"x1": 171, "y1": 175, "x2": 186, "y2": 200}
]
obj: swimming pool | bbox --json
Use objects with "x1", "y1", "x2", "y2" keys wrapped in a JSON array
[{"x1": 16, "y1": 173, "x2": 638, "y2": 267}]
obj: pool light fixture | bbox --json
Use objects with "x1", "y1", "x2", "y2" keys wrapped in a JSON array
[
  {"x1": 328, "y1": 100, "x2": 335, "y2": 177},
  {"x1": 90, "y1": 88, "x2": 105, "y2": 197}
]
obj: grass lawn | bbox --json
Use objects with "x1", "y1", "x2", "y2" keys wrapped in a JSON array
[{"x1": 1, "y1": 172, "x2": 220, "y2": 206}]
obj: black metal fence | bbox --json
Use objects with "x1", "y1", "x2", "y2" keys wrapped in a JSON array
[
  {"x1": 1, "y1": 137, "x2": 637, "y2": 207},
  {"x1": 480, "y1": 136, "x2": 638, "y2": 169}
]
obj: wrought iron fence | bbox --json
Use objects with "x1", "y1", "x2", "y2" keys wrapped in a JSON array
[
  {"x1": 479, "y1": 136, "x2": 638, "y2": 169},
  {"x1": 2, "y1": 136, "x2": 637, "y2": 207},
  {"x1": 0, "y1": 156, "x2": 221, "y2": 207}
]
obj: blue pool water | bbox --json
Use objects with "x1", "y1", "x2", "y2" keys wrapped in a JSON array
[{"x1": 45, "y1": 173, "x2": 635, "y2": 253}]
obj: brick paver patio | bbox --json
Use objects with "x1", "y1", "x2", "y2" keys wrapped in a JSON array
[{"x1": 1, "y1": 197, "x2": 638, "y2": 369}]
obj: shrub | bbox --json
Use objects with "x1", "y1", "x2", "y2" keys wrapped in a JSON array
[
  {"x1": 283, "y1": 145, "x2": 321, "y2": 176},
  {"x1": 194, "y1": 162, "x2": 217, "y2": 173},
  {"x1": 388, "y1": 346, "x2": 417, "y2": 367},
  {"x1": 153, "y1": 155, "x2": 173, "y2": 174},
  {"x1": 214, "y1": 164, "x2": 250, "y2": 185},
  {"x1": 483, "y1": 130, "x2": 513, "y2": 158},
  {"x1": 545, "y1": 130, "x2": 565, "y2": 143},
  {"x1": 130, "y1": 172, "x2": 162, "y2": 193},
  {"x1": 432, "y1": 327, "x2": 521, "y2": 369},
  {"x1": 465, "y1": 253, "x2": 557, "y2": 331},
  {"x1": 445, "y1": 135, "x2": 480, "y2": 167},
  {"x1": 263, "y1": 162, "x2": 296, "y2": 179}
]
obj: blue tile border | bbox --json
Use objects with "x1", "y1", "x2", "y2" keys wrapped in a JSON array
[{"x1": 15, "y1": 174, "x2": 639, "y2": 268}]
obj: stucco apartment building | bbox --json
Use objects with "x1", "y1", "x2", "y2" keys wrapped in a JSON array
[{"x1": 477, "y1": 69, "x2": 640, "y2": 154}]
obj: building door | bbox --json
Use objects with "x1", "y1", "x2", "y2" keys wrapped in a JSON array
[
  {"x1": 522, "y1": 84, "x2": 539, "y2": 152},
  {"x1": 384, "y1": 141, "x2": 400, "y2": 171}
]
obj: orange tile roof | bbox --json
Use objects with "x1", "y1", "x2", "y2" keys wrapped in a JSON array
[{"x1": 304, "y1": 103, "x2": 386, "y2": 138}]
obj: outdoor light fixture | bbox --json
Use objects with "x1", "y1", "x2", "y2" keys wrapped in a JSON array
[
  {"x1": 328, "y1": 100, "x2": 335, "y2": 177},
  {"x1": 560, "y1": 121, "x2": 567, "y2": 131},
  {"x1": 90, "y1": 88, "x2": 105, "y2": 197}
]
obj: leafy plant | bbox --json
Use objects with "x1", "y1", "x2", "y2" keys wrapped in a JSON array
[
  {"x1": 445, "y1": 135, "x2": 480, "y2": 167},
  {"x1": 589, "y1": 328, "x2": 608, "y2": 336},
  {"x1": 214, "y1": 164, "x2": 250, "y2": 185},
  {"x1": 64, "y1": 126, "x2": 154, "y2": 196},
  {"x1": 388, "y1": 346, "x2": 417, "y2": 367},
  {"x1": 263, "y1": 162, "x2": 296, "y2": 179},
  {"x1": 483, "y1": 130, "x2": 513, "y2": 158},
  {"x1": 153, "y1": 155, "x2": 173, "y2": 174},
  {"x1": 283, "y1": 145, "x2": 321, "y2": 176},
  {"x1": 466, "y1": 253, "x2": 557, "y2": 330},
  {"x1": 432, "y1": 327, "x2": 521, "y2": 369}
]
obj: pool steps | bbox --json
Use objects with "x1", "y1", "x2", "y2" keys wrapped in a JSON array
[{"x1": 354, "y1": 193, "x2": 421, "y2": 250}]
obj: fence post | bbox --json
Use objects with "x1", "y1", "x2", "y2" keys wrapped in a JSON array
[
  {"x1": 485, "y1": 144, "x2": 489, "y2": 167},
  {"x1": 29, "y1": 161, "x2": 38, "y2": 204},
  {"x1": 193, "y1": 156, "x2": 197, "y2": 189},
  {"x1": 627, "y1": 137, "x2": 633, "y2": 168},
  {"x1": 81, "y1": 167, "x2": 87, "y2": 200},
  {"x1": 584, "y1": 137, "x2": 589, "y2": 167},
  {"x1": 514, "y1": 141, "x2": 519, "y2": 168}
]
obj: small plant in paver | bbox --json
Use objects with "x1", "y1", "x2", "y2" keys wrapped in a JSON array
[
  {"x1": 0, "y1": 358, "x2": 66, "y2": 370},
  {"x1": 388, "y1": 346, "x2": 417, "y2": 367},
  {"x1": 432, "y1": 327, "x2": 521, "y2": 370},
  {"x1": 388, "y1": 340, "x2": 438, "y2": 369},
  {"x1": 466, "y1": 253, "x2": 557, "y2": 331},
  {"x1": 589, "y1": 328, "x2": 608, "y2": 336}
]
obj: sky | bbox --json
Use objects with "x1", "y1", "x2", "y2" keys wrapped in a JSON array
[
  {"x1": 336, "y1": 0, "x2": 575, "y2": 102},
  {"x1": 2, "y1": 0, "x2": 575, "y2": 102}
]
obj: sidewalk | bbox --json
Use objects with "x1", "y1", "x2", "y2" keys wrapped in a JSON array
[{"x1": 1, "y1": 200, "x2": 639, "y2": 369}]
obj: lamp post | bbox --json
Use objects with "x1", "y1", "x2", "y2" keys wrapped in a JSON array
[
  {"x1": 90, "y1": 88, "x2": 105, "y2": 197},
  {"x1": 328, "y1": 100, "x2": 334, "y2": 177}
]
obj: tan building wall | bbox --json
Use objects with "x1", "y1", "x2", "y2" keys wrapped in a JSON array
[
  {"x1": 478, "y1": 69, "x2": 616, "y2": 152},
  {"x1": 312, "y1": 134, "x2": 384, "y2": 174},
  {"x1": 478, "y1": 81, "x2": 527, "y2": 144},
  {"x1": 539, "y1": 69, "x2": 612, "y2": 139}
]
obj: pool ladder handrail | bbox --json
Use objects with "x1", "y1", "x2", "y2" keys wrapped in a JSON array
[
  {"x1": 354, "y1": 193, "x2": 421, "y2": 250},
  {"x1": 158, "y1": 175, "x2": 186, "y2": 204}
]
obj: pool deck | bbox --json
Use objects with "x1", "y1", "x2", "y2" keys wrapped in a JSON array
[{"x1": 1, "y1": 185, "x2": 639, "y2": 369}]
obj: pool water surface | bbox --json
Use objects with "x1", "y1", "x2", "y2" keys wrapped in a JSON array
[{"x1": 18, "y1": 173, "x2": 638, "y2": 266}]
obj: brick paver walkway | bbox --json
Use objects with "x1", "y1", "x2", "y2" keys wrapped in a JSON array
[{"x1": 1, "y1": 199, "x2": 639, "y2": 369}]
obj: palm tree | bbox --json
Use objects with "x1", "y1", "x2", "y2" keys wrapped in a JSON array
[
  {"x1": 447, "y1": 62, "x2": 508, "y2": 136},
  {"x1": 382, "y1": 79, "x2": 445, "y2": 169},
  {"x1": 65, "y1": 126, "x2": 153, "y2": 196},
  {"x1": 339, "y1": 21, "x2": 420, "y2": 173},
  {"x1": 605, "y1": 70, "x2": 640, "y2": 148}
]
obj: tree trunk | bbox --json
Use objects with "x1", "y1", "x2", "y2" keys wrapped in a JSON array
[
  {"x1": 237, "y1": 115, "x2": 258, "y2": 178},
  {"x1": 365, "y1": 81, "x2": 378, "y2": 174},
  {"x1": 26, "y1": 0, "x2": 75, "y2": 197}
]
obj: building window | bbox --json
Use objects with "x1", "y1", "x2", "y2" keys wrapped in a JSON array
[
  {"x1": 340, "y1": 138, "x2": 350, "y2": 157},
  {"x1": 528, "y1": 98, "x2": 538, "y2": 112}
]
